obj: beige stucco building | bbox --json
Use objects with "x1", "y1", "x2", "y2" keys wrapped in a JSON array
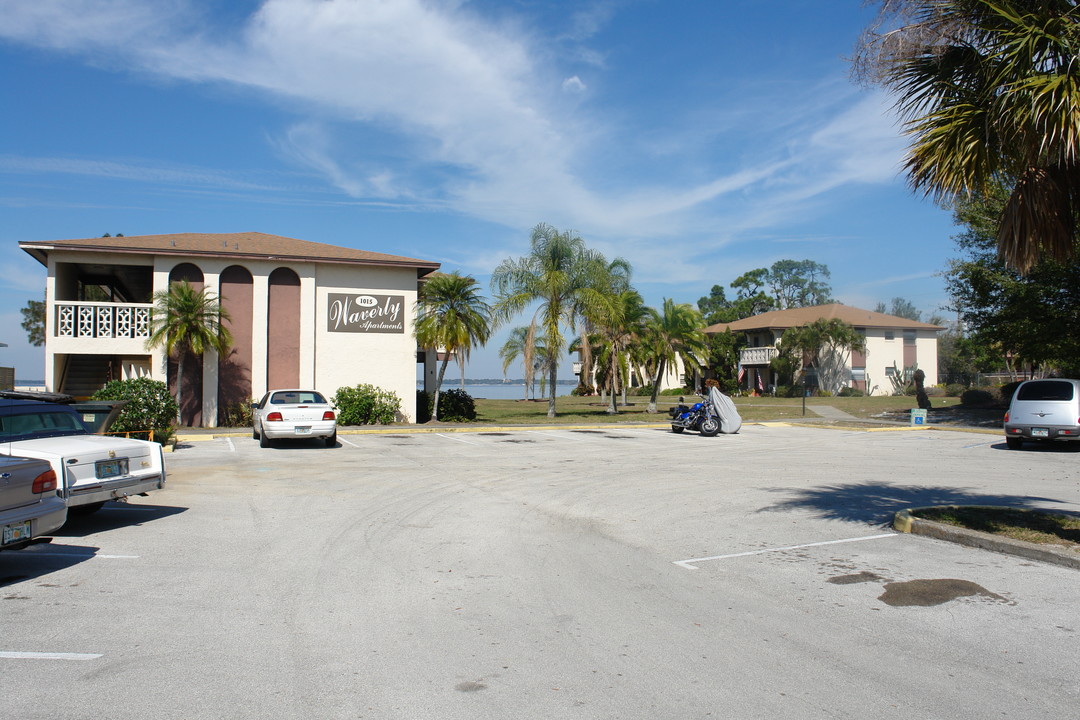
[
  {"x1": 20, "y1": 232, "x2": 440, "y2": 426},
  {"x1": 704, "y1": 303, "x2": 943, "y2": 396}
]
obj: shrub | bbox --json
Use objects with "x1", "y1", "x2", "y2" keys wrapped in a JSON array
[
  {"x1": 219, "y1": 401, "x2": 254, "y2": 428},
  {"x1": 774, "y1": 384, "x2": 802, "y2": 398},
  {"x1": 838, "y1": 386, "x2": 865, "y2": 397},
  {"x1": 91, "y1": 377, "x2": 178, "y2": 443},
  {"x1": 571, "y1": 384, "x2": 596, "y2": 396},
  {"x1": 631, "y1": 383, "x2": 656, "y2": 397},
  {"x1": 415, "y1": 390, "x2": 433, "y2": 423},
  {"x1": 945, "y1": 383, "x2": 967, "y2": 398},
  {"x1": 961, "y1": 388, "x2": 997, "y2": 407},
  {"x1": 435, "y1": 388, "x2": 477, "y2": 421},
  {"x1": 998, "y1": 381, "x2": 1022, "y2": 403},
  {"x1": 660, "y1": 387, "x2": 693, "y2": 396},
  {"x1": 333, "y1": 384, "x2": 401, "y2": 425}
]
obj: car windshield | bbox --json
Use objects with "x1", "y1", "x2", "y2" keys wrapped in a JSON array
[
  {"x1": 269, "y1": 391, "x2": 326, "y2": 405},
  {"x1": 0, "y1": 409, "x2": 89, "y2": 442}
]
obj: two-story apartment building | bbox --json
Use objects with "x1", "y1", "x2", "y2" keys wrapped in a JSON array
[
  {"x1": 704, "y1": 303, "x2": 943, "y2": 396},
  {"x1": 19, "y1": 232, "x2": 440, "y2": 426}
]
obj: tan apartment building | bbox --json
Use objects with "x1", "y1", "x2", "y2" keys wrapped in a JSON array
[
  {"x1": 20, "y1": 232, "x2": 441, "y2": 426},
  {"x1": 704, "y1": 303, "x2": 943, "y2": 396}
]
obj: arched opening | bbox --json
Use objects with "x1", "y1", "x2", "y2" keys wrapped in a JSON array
[
  {"x1": 218, "y1": 265, "x2": 254, "y2": 422},
  {"x1": 166, "y1": 263, "x2": 205, "y2": 426},
  {"x1": 267, "y1": 267, "x2": 301, "y2": 390}
]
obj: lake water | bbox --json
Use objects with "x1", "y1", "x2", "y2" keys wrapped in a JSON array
[{"x1": 421, "y1": 383, "x2": 575, "y2": 400}]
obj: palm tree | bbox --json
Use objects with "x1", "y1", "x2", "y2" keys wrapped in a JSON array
[
  {"x1": 780, "y1": 318, "x2": 867, "y2": 394},
  {"x1": 855, "y1": 0, "x2": 1080, "y2": 273},
  {"x1": 499, "y1": 325, "x2": 548, "y2": 400},
  {"x1": 590, "y1": 288, "x2": 649, "y2": 414},
  {"x1": 491, "y1": 223, "x2": 609, "y2": 418},
  {"x1": 146, "y1": 280, "x2": 233, "y2": 425},
  {"x1": 414, "y1": 272, "x2": 492, "y2": 422},
  {"x1": 642, "y1": 299, "x2": 708, "y2": 414}
]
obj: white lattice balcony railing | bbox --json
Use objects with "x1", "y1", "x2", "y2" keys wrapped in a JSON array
[
  {"x1": 54, "y1": 302, "x2": 153, "y2": 339},
  {"x1": 739, "y1": 346, "x2": 779, "y2": 365}
]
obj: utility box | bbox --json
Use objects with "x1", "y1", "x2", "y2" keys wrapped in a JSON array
[{"x1": 910, "y1": 408, "x2": 928, "y2": 426}]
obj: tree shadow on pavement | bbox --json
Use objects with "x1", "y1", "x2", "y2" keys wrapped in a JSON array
[{"x1": 758, "y1": 482, "x2": 1070, "y2": 526}]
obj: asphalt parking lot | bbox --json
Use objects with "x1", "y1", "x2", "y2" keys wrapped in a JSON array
[{"x1": 2, "y1": 422, "x2": 1079, "y2": 719}]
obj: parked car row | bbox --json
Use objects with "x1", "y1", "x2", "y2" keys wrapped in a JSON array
[{"x1": 1, "y1": 394, "x2": 167, "y2": 551}]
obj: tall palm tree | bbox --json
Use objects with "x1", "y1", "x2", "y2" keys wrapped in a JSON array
[
  {"x1": 780, "y1": 318, "x2": 867, "y2": 394},
  {"x1": 855, "y1": 0, "x2": 1080, "y2": 273},
  {"x1": 499, "y1": 325, "x2": 548, "y2": 400},
  {"x1": 491, "y1": 223, "x2": 609, "y2": 418},
  {"x1": 642, "y1": 299, "x2": 708, "y2": 414},
  {"x1": 590, "y1": 288, "x2": 649, "y2": 414},
  {"x1": 146, "y1": 280, "x2": 233, "y2": 425},
  {"x1": 415, "y1": 271, "x2": 492, "y2": 422}
]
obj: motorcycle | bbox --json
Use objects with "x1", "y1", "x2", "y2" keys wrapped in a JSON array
[
  {"x1": 668, "y1": 394, "x2": 721, "y2": 437},
  {"x1": 668, "y1": 387, "x2": 743, "y2": 437}
]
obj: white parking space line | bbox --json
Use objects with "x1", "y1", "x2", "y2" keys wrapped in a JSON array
[
  {"x1": 0, "y1": 652, "x2": 102, "y2": 661},
  {"x1": 673, "y1": 533, "x2": 899, "y2": 570},
  {"x1": 339, "y1": 437, "x2": 360, "y2": 448},
  {"x1": 437, "y1": 433, "x2": 482, "y2": 445},
  {"x1": 226, "y1": 438, "x2": 235, "y2": 452},
  {"x1": 13, "y1": 549, "x2": 138, "y2": 560}
]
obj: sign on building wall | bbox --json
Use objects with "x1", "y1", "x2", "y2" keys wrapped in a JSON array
[{"x1": 327, "y1": 293, "x2": 405, "y2": 334}]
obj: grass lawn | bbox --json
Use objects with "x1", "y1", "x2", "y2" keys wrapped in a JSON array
[
  {"x1": 912, "y1": 506, "x2": 1080, "y2": 550},
  {"x1": 470, "y1": 393, "x2": 952, "y2": 425}
]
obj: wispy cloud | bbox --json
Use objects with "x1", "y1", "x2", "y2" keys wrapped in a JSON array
[{"x1": 0, "y1": 0, "x2": 910, "y2": 257}]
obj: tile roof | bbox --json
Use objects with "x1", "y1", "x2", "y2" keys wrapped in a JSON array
[
  {"x1": 19, "y1": 232, "x2": 440, "y2": 275},
  {"x1": 703, "y1": 303, "x2": 944, "y2": 333}
]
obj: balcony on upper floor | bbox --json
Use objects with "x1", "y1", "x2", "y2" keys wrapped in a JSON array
[
  {"x1": 50, "y1": 301, "x2": 154, "y2": 355},
  {"x1": 739, "y1": 346, "x2": 778, "y2": 366}
]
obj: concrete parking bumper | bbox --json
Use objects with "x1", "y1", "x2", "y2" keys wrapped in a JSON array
[{"x1": 894, "y1": 507, "x2": 1080, "y2": 570}]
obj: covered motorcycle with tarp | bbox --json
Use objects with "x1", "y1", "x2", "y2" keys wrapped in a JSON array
[{"x1": 669, "y1": 387, "x2": 742, "y2": 436}]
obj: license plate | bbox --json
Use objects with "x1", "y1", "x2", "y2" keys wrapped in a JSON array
[
  {"x1": 2, "y1": 520, "x2": 32, "y2": 546},
  {"x1": 95, "y1": 458, "x2": 129, "y2": 479},
  {"x1": 1031, "y1": 427, "x2": 1049, "y2": 437},
  {"x1": 294, "y1": 427, "x2": 311, "y2": 435}
]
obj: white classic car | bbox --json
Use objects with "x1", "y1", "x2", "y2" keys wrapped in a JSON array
[
  {"x1": 0, "y1": 398, "x2": 166, "y2": 514},
  {"x1": 252, "y1": 389, "x2": 338, "y2": 448}
]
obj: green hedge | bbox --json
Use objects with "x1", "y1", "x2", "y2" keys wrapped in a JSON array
[
  {"x1": 91, "y1": 377, "x2": 177, "y2": 444},
  {"x1": 333, "y1": 384, "x2": 401, "y2": 425}
]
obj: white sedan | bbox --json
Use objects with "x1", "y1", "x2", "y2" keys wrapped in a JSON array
[{"x1": 252, "y1": 390, "x2": 337, "y2": 448}]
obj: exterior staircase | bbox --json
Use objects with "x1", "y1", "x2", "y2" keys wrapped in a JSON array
[{"x1": 60, "y1": 355, "x2": 112, "y2": 399}]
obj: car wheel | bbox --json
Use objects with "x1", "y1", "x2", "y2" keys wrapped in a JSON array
[
  {"x1": 699, "y1": 417, "x2": 720, "y2": 437},
  {"x1": 252, "y1": 424, "x2": 259, "y2": 440},
  {"x1": 325, "y1": 431, "x2": 337, "y2": 448},
  {"x1": 260, "y1": 430, "x2": 272, "y2": 448},
  {"x1": 1005, "y1": 436, "x2": 1024, "y2": 450},
  {"x1": 671, "y1": 425, "x2": 684, "y2": 434}
]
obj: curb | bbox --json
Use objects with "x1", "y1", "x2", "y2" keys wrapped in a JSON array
[{"x1": 893, "y1": 507, "x2": 1080, "y2": 570}]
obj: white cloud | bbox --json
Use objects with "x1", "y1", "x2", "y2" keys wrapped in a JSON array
[
  {"x1": 0, "y1": 0, "x2": 915, "y2": 266},
  {"x1": 562, "y1": 75, "x2": 587, "y2": 93}
]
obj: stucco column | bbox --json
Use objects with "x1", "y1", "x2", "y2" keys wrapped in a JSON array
[
  {"x1": 299, "y1": 266, "x2": 316, "y2": 389},
  {"x1": 251, "y1": 270, "x2": 269, "y2": 400},
  {"x1": 201, "y1": 270, "x2": 221, "y2": 427}
]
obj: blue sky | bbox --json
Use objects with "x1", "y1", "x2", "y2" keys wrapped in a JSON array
[{"x1": 0, "y1": 0, "x2": 961, "y2": 381}]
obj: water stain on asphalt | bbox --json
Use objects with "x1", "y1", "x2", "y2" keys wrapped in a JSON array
[
  {"x1": 878, "y1": 579, "x2": 1008, "y2": 607},
  {"x1": 828, "y1": 571, "x2": 887, "y2": 585},
  {"x1": 480, "y1": 433, "x2": 510, "y2": 437},
  {"x1": 455, "y1": 681, "x2": 487, "y2": 692}
]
